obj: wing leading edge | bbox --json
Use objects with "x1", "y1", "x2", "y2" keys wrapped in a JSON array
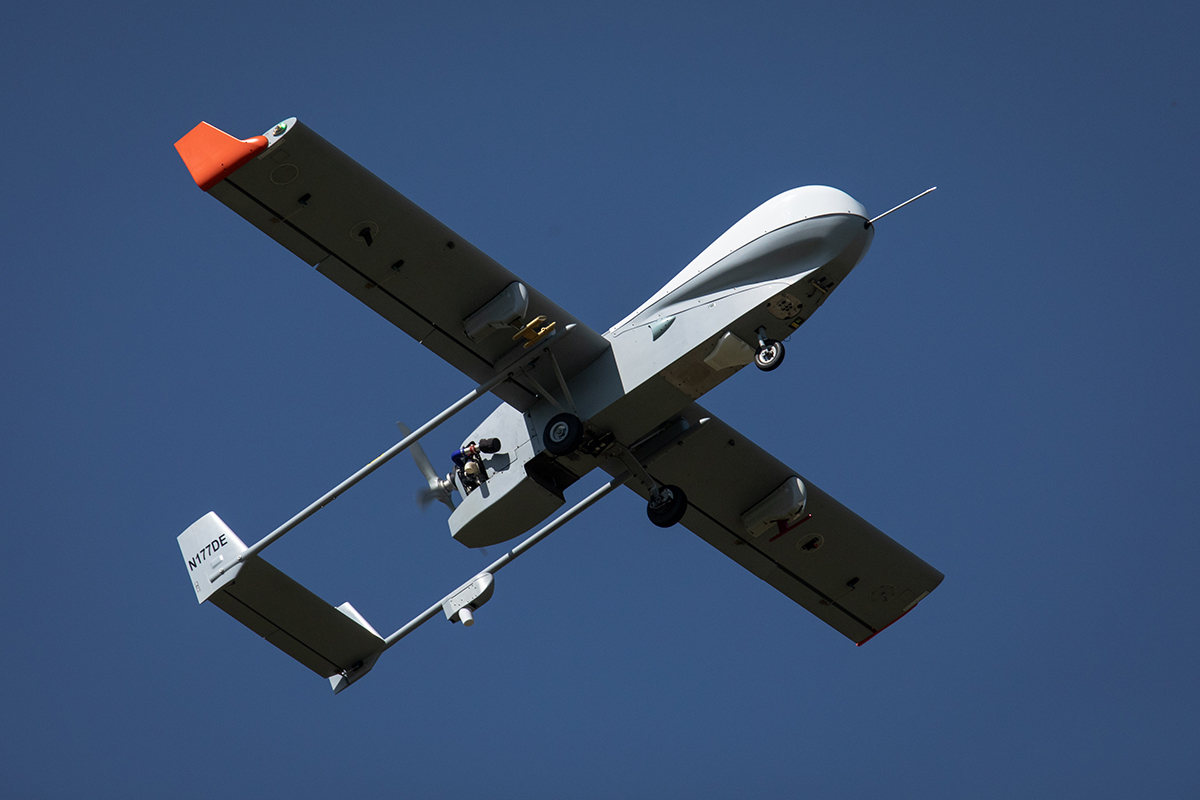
[{"x1": 611, "y1": 405, "x2": 944, "y2": 643}]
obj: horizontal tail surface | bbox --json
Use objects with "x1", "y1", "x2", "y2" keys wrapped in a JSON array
[{"x1": 178, "y1": 512, "x2": 384, "y2": 692}]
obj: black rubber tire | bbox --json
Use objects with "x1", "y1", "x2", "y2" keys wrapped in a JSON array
[
  {"x1": 647, "y1": 484, "x2": 688, "y2": 527},
  {"x1": 754, "y1": 339, "x2": 785, "y2": 371},
  {"x1": 544, "y1": 413, "x2": 584, "y2": 456}
]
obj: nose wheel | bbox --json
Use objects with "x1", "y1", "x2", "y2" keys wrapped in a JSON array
[
  {"x1": 754, "y1": 339, "x2": 785, "y2": 371},
  {"x1": 754, "y1": 327, "x2": 785, "y2": 371},
  {"x1": 647, "y1": 484, "x2": 688, "y2": 527}
]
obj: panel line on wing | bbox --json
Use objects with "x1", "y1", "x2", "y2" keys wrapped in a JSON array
[
  {"x1": 657, "y1": 472, "x2": 879, "y2": 635},
  {"x1": 223, "y1": 176, "x2": 529, "y2": 387},
  {"x1": 213, "y1": 588, "x2": 348, "y2": 676}
]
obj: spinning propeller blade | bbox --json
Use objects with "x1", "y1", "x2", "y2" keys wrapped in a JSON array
[{"x1": 396, "y1": 422, "x2": 456, "y2": 511}]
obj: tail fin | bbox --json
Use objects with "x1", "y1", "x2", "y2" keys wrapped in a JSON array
[
  {"x1": 178, "y1": 512, "x2": 248, "y2": 603},
  {"x1": 177, "y1": 512, "x2": 384, "y2": 692}
]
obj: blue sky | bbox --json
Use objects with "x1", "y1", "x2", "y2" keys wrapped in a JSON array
[{"x1": 3, "y1": 1, "x2": 1198, "y2": 797}]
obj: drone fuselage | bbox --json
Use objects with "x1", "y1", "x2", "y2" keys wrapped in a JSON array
[{"x1": 448, "y1": 186, "x2": 874, "y2": 547}]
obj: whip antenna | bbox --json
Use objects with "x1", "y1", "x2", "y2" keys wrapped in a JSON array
[{"x1": 869, "y1": 186, "x2": 937, "y2": 224}]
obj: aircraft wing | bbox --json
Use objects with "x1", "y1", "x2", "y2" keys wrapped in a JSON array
[
  {"x1": 174, "y1": 118, "x2": 611, "y2": 411},
  {"x1": 618, "y1": 405, "x2": 944, "y2": 644}
]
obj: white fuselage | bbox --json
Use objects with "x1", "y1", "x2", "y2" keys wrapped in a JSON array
[{"x1": 448, "y1": 186, "x2": 874, "y2": 547}]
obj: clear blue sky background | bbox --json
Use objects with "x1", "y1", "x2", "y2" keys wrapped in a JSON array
[{"x1": 3, "y1": 1, "x2": 1197, "y2": 797}]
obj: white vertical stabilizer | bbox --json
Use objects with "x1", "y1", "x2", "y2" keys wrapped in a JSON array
[{"x1": 178, "y1": 512, "x2": 248, "y2": 603}]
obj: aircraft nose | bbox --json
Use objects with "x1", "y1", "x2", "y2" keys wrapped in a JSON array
[{"x1": 777, "y1": 185, "x2": 868, "y2": 223}]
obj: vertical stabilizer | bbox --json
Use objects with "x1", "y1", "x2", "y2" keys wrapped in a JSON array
[{"x1": 178, "y1": 512, "x2": 248, "y2": 603}]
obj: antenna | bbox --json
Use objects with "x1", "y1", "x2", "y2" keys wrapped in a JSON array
[{"x1": 869, "y1": 186, "x2": 937, "y2": 225}]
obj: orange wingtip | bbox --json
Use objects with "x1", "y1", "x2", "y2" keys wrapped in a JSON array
[{"x1": 174, "y1": 122, "x2": 269, "y2": 191}]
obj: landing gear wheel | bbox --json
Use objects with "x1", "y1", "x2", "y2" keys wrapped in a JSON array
[
  {"x1": 647, "y1": 484, "x2": 688, "y2": 527},
  {"x1": 754, "y1": 339, "x2": 785, "y2": 371},
  {"x1": 544, "y1": 413, "x2": 584, "y2": 456}
]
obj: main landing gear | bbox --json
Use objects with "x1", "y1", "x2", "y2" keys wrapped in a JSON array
[
  {"x1": 543, "y1": 413, "x2": 688, "y2": 528},
  {"x1": 754, "y1": 326, "x2": 785, "y2": 372},
  {"x1": 543, "y1": 412, "x2": 585, "y2": 456},
  {"x1": 647, "y1": 484, "x2": 687, "y2": 527}
]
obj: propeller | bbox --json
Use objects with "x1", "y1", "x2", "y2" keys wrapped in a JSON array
[{"x1": 396, "y1": 422, "x2": 456, "y2": 512}]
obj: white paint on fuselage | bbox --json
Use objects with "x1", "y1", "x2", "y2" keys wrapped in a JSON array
[
  {"x1": 448, "y1": 186, "x2": 873, "y2": 547},
  {"x1": 607, "y1": 186, "x2": 868, "y2": 335}
]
